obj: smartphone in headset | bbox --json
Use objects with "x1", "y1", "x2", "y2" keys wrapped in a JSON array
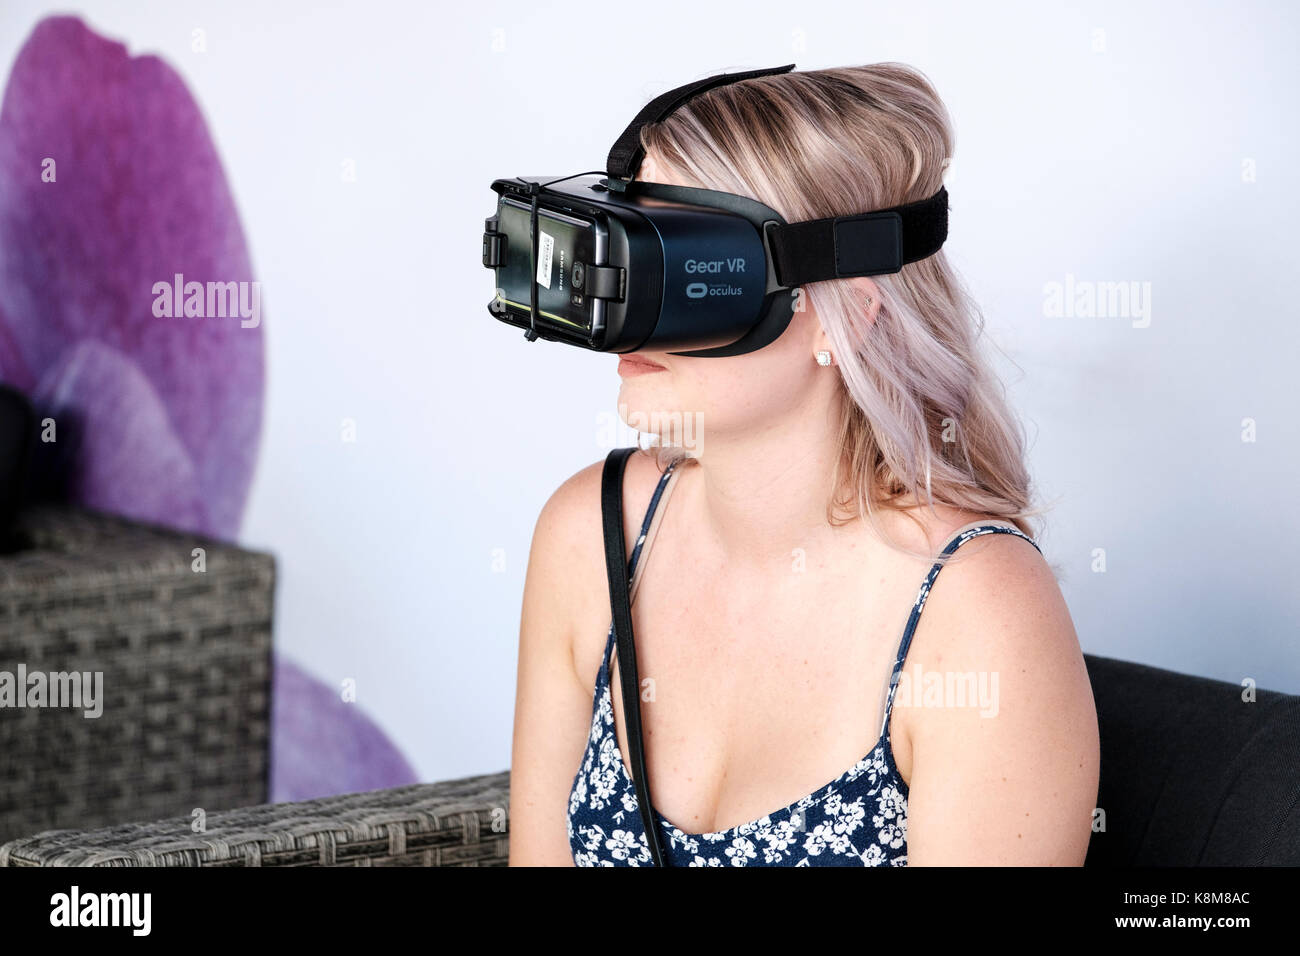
[{"x1": 489, "y1": 195, "x2": 604, "y2": 336}]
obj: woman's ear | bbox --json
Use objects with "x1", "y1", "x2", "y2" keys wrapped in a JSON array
[
  {"x1": 812, "y1": 321, "x2": 836, "y2": 366},
  {"x1": 853, "y1": 277, "x2": 883, "y2": 326},
  {"x1": 810, "y1": 277, "x2": 882, "y2": 366},
  {"x1": 636, "y1": 151, "x2": 658, "y2": 183}
]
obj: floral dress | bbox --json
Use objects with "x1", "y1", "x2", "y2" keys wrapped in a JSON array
[{"x1": 566, "y1": 457, "x2": 1041, "y2": 866}]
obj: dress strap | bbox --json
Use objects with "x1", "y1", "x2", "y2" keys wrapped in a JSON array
[
  {"x1": 628, "y1": 455, "x2": 687, "y2": 598},
  {"x1": 602, "y1": 454, "x2": 688, "y2": 662},
  {"x1": 877, "y1": 521, "x2": 1042, "y2": 739}
]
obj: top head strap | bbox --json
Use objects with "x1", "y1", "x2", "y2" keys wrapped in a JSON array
[
  {"x1": 605, "y1": 62, "x2": 949, "y2": 284},
  {"x1": 605, "y1": 63, "x2": 796, "y2": 180}
]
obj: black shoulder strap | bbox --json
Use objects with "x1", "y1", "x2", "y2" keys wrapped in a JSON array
[
  {"x1": 606, "y1": 63, "x2": 796, "y2": 181},
  {"x1": 600, "y1": 447, "x2": 671, "y2": 866}
]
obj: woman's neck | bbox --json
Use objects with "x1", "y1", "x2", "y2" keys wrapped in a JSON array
[{"x1": 675, "y1": 396, "x2": 864, "y2": 573}]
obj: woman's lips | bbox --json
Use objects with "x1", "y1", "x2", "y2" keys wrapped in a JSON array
[{"x1": 617, "y1": 354, "x2": 666, "y2": 377}]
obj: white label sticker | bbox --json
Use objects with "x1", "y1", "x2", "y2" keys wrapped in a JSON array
[{"x1": 535, "y1": 230, "x2": 555, "y2": 289}]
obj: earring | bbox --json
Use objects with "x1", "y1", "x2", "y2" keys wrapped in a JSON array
[{"x1": 815, "y1": 350, "x2": 832, "y2": 367}]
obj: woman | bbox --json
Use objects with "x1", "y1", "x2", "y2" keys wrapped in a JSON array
[{"x1": 509, "y1": 63, "x2": 1099, "y2": 866}]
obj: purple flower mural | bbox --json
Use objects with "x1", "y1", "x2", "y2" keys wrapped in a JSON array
[
  {"x1": 0, "y1": 16, "x2": 259, "y2": 535},
  {"x1": 0, "y1": 15, "x2": 416, "y2": 801}
]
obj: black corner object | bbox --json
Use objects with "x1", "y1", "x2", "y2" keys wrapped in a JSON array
[
  {"x1": 1083, "y1": 653, "x2": 1300, "y2": 866},
  {"x1": 0, "y1": 384, "x2": 36, "y2": 549}
]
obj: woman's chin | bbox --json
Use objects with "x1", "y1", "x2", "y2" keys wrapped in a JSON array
[
  {"x1": 616, "y1": 399, "x2": 704, "y2": 452},
  {"x1": 616, "y1": 400, "x2": 666, "y2": 431}
]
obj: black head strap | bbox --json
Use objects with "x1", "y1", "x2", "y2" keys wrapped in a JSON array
[
  {"x1": 766, "y1": 186, "x2": 949, "y2": 284},
  {"x1": 607, "y1": 62, "x2": 949, "y2": 282},
  {"x1": 606, "y1": 63, "x2": 796, "y2": 180}
]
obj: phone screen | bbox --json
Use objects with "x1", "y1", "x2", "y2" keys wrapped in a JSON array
[{"x1": 494, "y1": 198, "x2": 596, "y2": 333}]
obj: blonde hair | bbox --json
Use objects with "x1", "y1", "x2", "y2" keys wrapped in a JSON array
[{"x1": 638, "y1": 63, "x2": 1048, "y2": 558}]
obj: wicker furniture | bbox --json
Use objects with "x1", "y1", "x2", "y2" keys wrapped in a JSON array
[
  {"x1": 0, "y1": 770, "x2": 509, "y2": 866},
  {"x1": 0, "y1": 504, "x2": 274, "y2": 844}
]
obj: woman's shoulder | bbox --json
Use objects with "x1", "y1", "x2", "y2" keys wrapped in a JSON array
[
  {"x1": 874, "y1": 501, "x2": 1067, "y2": 681},
  {"x1": 877, "y1": 495, "x2": 1046, "y2": 576},
  {"x1": 884, "y1": 503, "x2": 1085, "y2": 790},
  {"x1": 888, "y1": 502, "x2": 1075, "y2": 687},
  {"x1": 532, "y1": 446, "x2": 669, "y2": 559},
  {"x1": 525, "y1": 448, "x2": 672, "y2": 666}
]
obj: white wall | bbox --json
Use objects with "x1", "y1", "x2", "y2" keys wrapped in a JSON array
[{"x1": 2, "y1": 0, "x2": 1297, "y2": 785}]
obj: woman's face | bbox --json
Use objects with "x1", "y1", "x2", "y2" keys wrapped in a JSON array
[{"x1": 618, "y1": 151, "x2": 834, "y2": 447}]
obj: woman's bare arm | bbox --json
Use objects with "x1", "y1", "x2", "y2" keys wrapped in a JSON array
[{"x1": 508, "y1": 462, "x2": 606, "y2": 866}]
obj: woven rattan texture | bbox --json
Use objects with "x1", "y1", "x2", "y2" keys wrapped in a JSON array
[
  {"x1": 0, "y1": 505, "x2": 274, "y2": 843},
  {"x1": 0, "y1": 770, "x2": 511, "y2": 866}
]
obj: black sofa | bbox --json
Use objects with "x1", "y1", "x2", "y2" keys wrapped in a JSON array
[{"x1": 1084, "y1": 654, "x2": 1300, "y2": 866}]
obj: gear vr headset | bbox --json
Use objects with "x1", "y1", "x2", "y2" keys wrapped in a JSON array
[{"x1": 481, "y1": 62, "x2": 950, "y2": 357}]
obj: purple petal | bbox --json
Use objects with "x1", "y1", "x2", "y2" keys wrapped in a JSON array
[
  {"x1": 271, "y1": 655, "x2": 420, "y2": 803},
  {"x1": 33, "y1": 339, "x2": 208, "y2": 528},
  {"x1": 0, "y1": 15, "x2": 263, "y2": 538}
]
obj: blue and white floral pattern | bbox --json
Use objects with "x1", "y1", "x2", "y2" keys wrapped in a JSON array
[
  {"x1": 566, "y1": 457, "x2": 1041, "y2": 867},
  {"x1": 568, "y1": 642, "x2": 911, "y2": 866}
]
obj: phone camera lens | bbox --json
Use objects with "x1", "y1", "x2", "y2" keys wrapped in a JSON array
[{"x1": 572, "y1": 261, "x2": 585, "y2": 291}]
